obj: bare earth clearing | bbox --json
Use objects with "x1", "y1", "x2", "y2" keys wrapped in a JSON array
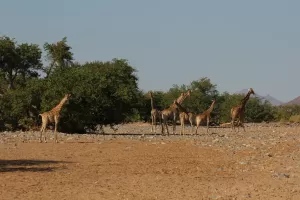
[{"x1": 1, "y1": 122, "x2": 300, "y2": 200}]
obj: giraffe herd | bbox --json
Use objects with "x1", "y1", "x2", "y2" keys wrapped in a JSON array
[
  {"x1": 38, "y1": 88, "x2": 255, "y2": 143},
  {"x1": 149, "y1": 88, "x2": 255, "y2": 135}
]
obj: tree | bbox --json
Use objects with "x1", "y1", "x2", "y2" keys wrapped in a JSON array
[
  {"x1": 218, "y1": 93, "x2": 276, "y2": 123},
  {"x1": 16, "y1": 43, "x2": 43, "y2": 84},
  {"x1": 218, "y1": 92, "x2": 241, "y2": 123},
  {"x1": 0, "y1": 36, "x2": 42, "y2": 89},
  {"x1": 0, "y1": 36, "x2": 18, "y2": 89},
  {"x1": 39, "y1": 58, "x2": 141, "y2": 133},
  {"x1": 43, "y1": 37, "x2": 74, "y2": 76},
  {"x1": 185, "y1": 77, "x2": 219, "y2": 114}
]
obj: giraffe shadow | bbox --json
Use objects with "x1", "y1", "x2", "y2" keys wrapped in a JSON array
[{"x1": 0, "y1": 159, "x2": 72, "y2": 173}]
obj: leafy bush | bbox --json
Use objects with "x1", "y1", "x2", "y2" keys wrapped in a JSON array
[
  {"x1": 0, "y1": 78, "x2": 45, "y2": 130},
  {"x1": 289, "y1": 115, "x2": 300, "y2": 123}
]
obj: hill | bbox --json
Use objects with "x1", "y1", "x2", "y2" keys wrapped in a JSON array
[{"x1": 283, "y1": 96, "x2": 300, "y2": 105}]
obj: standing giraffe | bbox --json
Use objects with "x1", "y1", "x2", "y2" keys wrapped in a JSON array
[
  {"x1": 149, "y1": 91, "x2": 161, "y2": 133},
  {"x1": 231, "y1": 88, "x2": 255, "y2": 131},
  {"x1": 161, "y1": 89, "x2": 191, "y2": 135},
  {"x1": 39, "y1": 94, "x2": 71, "y2": 143},
  {"x1": 195, "y1": 100, "x2": 216, "y2": 134},
  {"x1": 174, "y1": 101, "x2": 194, "y2": 135}
]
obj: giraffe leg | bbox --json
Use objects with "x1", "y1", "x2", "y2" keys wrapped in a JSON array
[
  {"x1": 162, "y1": 116, "x2": 169, "y2": 136},
  {"x1": 189, "y1": 119, "x2": 193, "y2": 134},
  {"x1": 231, "y1": 117, "x2": 236, "y2": 132},
  {"x1": 180, "y1": 116, "x2": 183, "y2": 135},
  {"x1": 240, "y1": 114, "x2": 246, "y2": 132},
  {"x1": 206, "y1": 118, "x2": 210, "y2": 133},
  {"x1": 236, "y1": 118, "x2": 242, "y2": 132},
  {"x1": 40, "y1": 117, "x2": 47, "y2": 143},
  {"x1": 195, "y1": 119, "x2": 200, "y2": 135},
  {"x1": 183, "y1": 119, "x2": 185, "y2": 135},
  {"x1": 165, "y1": 120, "x2": 170, "y2": 136},
  {"x1": 172, "y1": 115, "x2": 177, "y2": 135},
  {"x1": 151, "y1": 115, "x2": 154, "y2": 133},
  {"x1": 160, "y1": 116, "x2": 164, "y2": 135},
  {"x1": 154, "y1": 115, "x2": 157, "y2": 133},
  {"x1": 161, "y1": 115, "x2": 166, "y2": 135},
  {"x1": 39, "y1": 126, "x2": 45, "y2": 143},
  {"x1": 181, "y1": 117, "x2": 185, "y2": 135},
  {"x1": 54, "y1": 116, "x2": 59, "y2": 143},
  {"x1": 157, "y1": 116, "x2": 161, "y2": 136},
  {"x1": 195, "y1": 125, "x2": 199, "y2": 135},
  {"x1": 44, "y1": 129, "x2": 48, "y2": 143}
]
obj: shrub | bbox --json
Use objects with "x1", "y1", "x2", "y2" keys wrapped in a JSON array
[{"x1": 289, "y1": 115, "x2": 300, "y2": 123}]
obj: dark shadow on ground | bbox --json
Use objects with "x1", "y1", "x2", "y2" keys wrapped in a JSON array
[{"x1": 0, "y1": 159, "x2": 72, "y2": 173}]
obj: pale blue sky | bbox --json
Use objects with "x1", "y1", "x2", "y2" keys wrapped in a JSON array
[{"x1": 1, "y1": 0, "x2": 299, "y2": 102}]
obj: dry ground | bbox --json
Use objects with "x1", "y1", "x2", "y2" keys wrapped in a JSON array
[{"x1": 1, "y1": 122, "x2": 300, "y2": 200}]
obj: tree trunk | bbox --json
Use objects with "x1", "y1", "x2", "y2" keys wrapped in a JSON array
[{"x1": 7, "y1": 75, "x2": 14, "y2": 89}]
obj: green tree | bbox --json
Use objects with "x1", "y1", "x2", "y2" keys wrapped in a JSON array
[
  {"x1": 0, "y1": 78, "x2": 45, "y2": 130},
  {"x1": 162, "y1": 77, "x2": 220, "y2": 124},
  {"x1": 218, "y1": 93, "x2": 276, "y2": 123},
  {"x1": 274, "y1": 104, "x2": 300, "y2": 121},
  {"x1": 218, "y1": 93, "x2": 241, "y2": 123},
  {"x1": 40, "y1": 58, "x2": 141, "y2": 133},
  {"x1": 16, "y1": 43, "x2": 43, "y2": 84},
  {"x1": 0, "y1": 36, "x2": 42, "y2": 89},
  {"x1": 245, "y1": 98, "x2": 275, "y2": 122},
  {"x1": 141, "y1": 90, "x2": 165, "y2": 122},
  {"x1": 187, "y1": 77, "x2": 219, "y2": 112},
  {"x1": 43, "y1": 37, "x2": 74, "y2": 76}
]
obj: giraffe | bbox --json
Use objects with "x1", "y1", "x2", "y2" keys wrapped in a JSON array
[
  {"x1": 195, "y1": 100, "x2": 216, "y2": 134},
  {"x1": 39, "y1": 94, "x2": 71, "y2": 143},
  {"x1": 231, "y1": 88, "x2": 255, "y2": 131},
  {"x1": 161, "y1": 89, "x2": 191, "y2": 135},
  {"x1": 174, "y1": 101, "x2": 195, "y2": 135},
  {"x1": 149, "y1": 91, "x2": 161, "y2": 133}
]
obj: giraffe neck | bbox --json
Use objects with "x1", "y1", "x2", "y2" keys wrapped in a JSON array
[
  {"x1": 51, "y1": 97, "x2": 68, "y2": 113},
  {"x1": 150, "y1": 96, "x2": 155, "y2": 110},
  {"x1": 170, "y1": 90, "x2": 190, "y2": 109},
  {"x1": 240, "y1": 91, "x2": 252, "y2": 107},
  {"x1": 176, "y1": 90, "x2": 190, "y2": 105},
  {"x1": 174, "y1": 101, "x2": 188, "y2": 113},
  {"x1": 205, "y1": 101, "x2": 215, "y2": 114},
  {"x1": 177, "y1": 93, "x2": 188, "y2": 104}
]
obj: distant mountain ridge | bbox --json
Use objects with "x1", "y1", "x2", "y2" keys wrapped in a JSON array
[
  {"x1": 283, "y1": 96, "x2": 300, "y2": 105},
  {"x1": 234, "y1": 89, "x2": 284, "y2": 106}
]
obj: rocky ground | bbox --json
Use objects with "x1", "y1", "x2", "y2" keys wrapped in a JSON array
[{"x1": 1, "y1": 122, "x2": 300, "y2": 199}]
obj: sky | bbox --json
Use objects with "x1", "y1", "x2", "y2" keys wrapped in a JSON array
[{"x1": 1, "y1": 0, "x2": 299, "y2": 102}]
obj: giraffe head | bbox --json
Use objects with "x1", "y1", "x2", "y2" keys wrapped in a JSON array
[
  {"x1": 248, "y1": 88, "x2": 255, "y2": 95},
  {"x1": 179, "y1": 92, "x2": 185, "y2": 99},
  {"x1": 65, "y1": 94, "x2": 71, "y2": 99},
  {"x1": 149, "y1": 91, "x2": 153, "y2": 98},
  {"x1": 62, "y1": 94, "x2": 71, "y2": 103},
  {"x1": 186, "y1": 89, "x2": 191, "y2": 98}
]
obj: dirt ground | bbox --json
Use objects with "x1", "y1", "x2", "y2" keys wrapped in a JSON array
[{"x1": 1, "y1": 122, "x2": 300, "y2": 200}]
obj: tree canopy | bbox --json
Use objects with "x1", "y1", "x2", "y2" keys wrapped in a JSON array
[
  {"x1": 0, "y1": 36, "x2": 42, "y2": 90},
  {"x1": 43, "y1": 37, "x2": 74, "y2": 76}
]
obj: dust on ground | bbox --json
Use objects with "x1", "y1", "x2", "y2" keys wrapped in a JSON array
[{"x1": 1, "y1": 122, "x2": 300, "y2": 200}]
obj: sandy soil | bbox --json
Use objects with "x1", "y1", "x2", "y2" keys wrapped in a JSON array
[{"x1": 1, "y1": 122, "x2": 300, "y2": 200}]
